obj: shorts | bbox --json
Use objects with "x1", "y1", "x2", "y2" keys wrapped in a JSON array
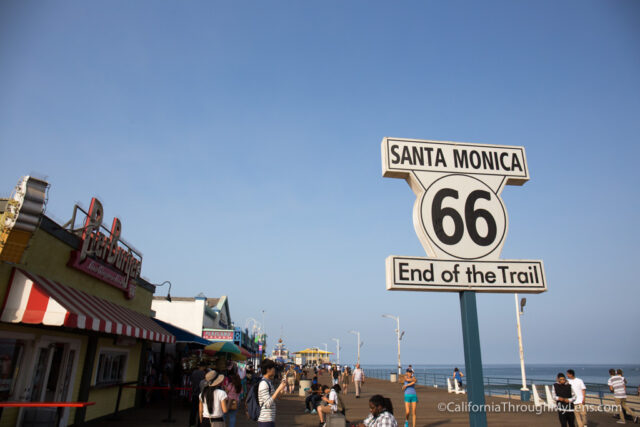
[
  {"x1": 404, "y1": 394, "x2": 418, "y2": 403},
  {"x1": 287, "y1": 377, "x2": 296, "y2": 385}
]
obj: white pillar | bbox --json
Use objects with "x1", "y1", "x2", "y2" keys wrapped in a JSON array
[
  {"x1": 515, "y1": 294, "x2": 528, "y2": 391},
  {"x1": 396, "y1": 317, "x2": 401, "y2": 376}
]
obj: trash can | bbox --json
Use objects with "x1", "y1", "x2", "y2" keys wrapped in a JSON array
[
  {"x1": 521, "y1": 389, "x2": 531, "y2": 402},
  {"x1": 390, "y1": 373, "x2": 397, "y2": 382},
  {"x1": 299, "y1": 379, "x2": 312, "y2": 396}
]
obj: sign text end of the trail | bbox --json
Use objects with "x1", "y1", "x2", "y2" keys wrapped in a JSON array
[{"x1": 386, "y1": 256, "x2": 546, "y2": 293}]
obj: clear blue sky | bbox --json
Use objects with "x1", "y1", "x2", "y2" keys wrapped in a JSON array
[{"x1": 1, "y1": 1, "x2": 638, "y2": 365}]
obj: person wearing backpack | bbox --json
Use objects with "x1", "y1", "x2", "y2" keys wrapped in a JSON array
[{"x1": 254, "y1": 359, "x2": 286, "y2": 426}]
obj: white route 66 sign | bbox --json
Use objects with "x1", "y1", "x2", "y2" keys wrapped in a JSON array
[{"x1": 382, "y1": 137, "x2": 546, "y2": 293}]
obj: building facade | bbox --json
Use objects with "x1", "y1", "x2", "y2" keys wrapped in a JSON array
[
  {"x1": 152, "y1": 295, "x2": 260, "y2": 359},
  {"x1": 0, "y1": 176, "x2": 174, "y2": 426}
]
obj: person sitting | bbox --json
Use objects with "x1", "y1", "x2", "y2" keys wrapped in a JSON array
[
  {"x1": 318, "y1": 384, "x2": 342, "y2": 425},
  {"x1": 359, "y1": 394, "x2": 397, "y2": 427},
  {"x1": 304, "y1": 384, "x2": 323, "y2": 414}
]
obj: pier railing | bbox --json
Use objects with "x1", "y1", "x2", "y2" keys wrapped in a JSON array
[{"x1": 363, "y1": 368, "x2": 640, "y2": 409}]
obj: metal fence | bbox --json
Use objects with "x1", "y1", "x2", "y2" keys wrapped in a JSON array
[{"x1": 363, "y1": 368, "x2": 640, "y2": 408}]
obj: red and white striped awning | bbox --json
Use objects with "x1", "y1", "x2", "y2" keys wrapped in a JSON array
[{"x1": 1, "y1": 268, "x2": 174, "y2": 343}]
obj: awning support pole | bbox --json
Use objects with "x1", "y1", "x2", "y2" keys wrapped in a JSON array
[{"x1": 74, "y1": 335, "x2": 98, "y2": 426}]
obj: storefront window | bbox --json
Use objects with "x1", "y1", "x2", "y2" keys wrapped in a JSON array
[
  {"x1": 0, "y1": 339, "x2": 25, "y2": 401},
  {"x1": 96, "y1": 350, "x2": 128, "y2": 385}
]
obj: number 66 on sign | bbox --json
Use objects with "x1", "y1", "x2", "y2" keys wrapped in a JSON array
[{"x1": 382, "y1": 137, "x2": 546, "y2": 293}]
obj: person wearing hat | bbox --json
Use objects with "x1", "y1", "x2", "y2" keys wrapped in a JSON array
[{"x1": 199, "y1": 370, "x2": 228, "y2": 427}]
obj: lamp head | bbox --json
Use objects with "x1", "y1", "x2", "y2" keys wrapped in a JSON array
[{"x1": 155, "y1": 280, "x2": 172, "y2": 302}]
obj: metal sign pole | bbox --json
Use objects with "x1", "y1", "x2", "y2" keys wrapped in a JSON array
[{"x1": 459, "y1": 291, "x2": 487, "y2": 427}]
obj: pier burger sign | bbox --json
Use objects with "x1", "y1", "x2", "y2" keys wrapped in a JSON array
[
  {"x1": 382, "y1": 137, "x2": 546, "y2": 293},
  {"x1": 67, "y1": 197, "x2": 142, "y2": 299}
]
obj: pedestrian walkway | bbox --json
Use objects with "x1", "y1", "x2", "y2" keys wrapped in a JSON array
[{"x1": 85, "y1": 373, "x2": 635, "y2": 426}]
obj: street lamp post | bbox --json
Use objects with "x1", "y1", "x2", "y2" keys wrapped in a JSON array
[
  {"x1": 348, "y1": 330, "x2": 361, "y2": 364},
  {"x1": 382, "y1": 314, "x2": 404, "y2": 376},
  {"x1": 332, "y1": 338, "x2": 340, "y2": 365},
  {"x1": 515, "y1": 294, "x2": 529, "y2": 401}
]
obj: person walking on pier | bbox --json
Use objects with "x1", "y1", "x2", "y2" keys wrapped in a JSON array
[
  {"x1": 341, "y1": 367, "x2": 351, "y2": 395},
  {"x1": 552, "y1": 373, "x2": 576, "y2": 427},
  {"x1": 223, "y1": 367, "x2": 242, "y2": 427},
  {"x1": 353, "y1": 364, "x2": 365, "y2": 398},
  {"x1": 332, "y1": 365, "x2": 341, "y2": 386},
  {"x1": 566, "y1": 369, "x2": 587, "y2": 427},
  {"x1": 608, "y1": 368, "x2": 639, "y2": 424},
  {"x1": 402, "y1": 369, "x2": 417, "y2": 427},
  {"x1": 199, "y1": 370, "x2": 228, "y2": 427},
  {"x1": 359, "y1": 394, "x2": 398, "y2": 427},
  {"x1": 189, "y1": 362, "x2": 207, "y2": 427},
  {"x1": 452, "y1": 368, "x2": 463, "y2": 388},
  {"x1": 285, "y1": 365, "x2": 297, "y2": 394}
]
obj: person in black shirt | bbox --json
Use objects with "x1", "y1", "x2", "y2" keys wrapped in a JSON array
[
  {"x1": 552, "y1": 373, "x2": 576, "y2": 427},
  {"x1": 189, "y1": 362, "x2": 207, "y2": 427},
  {"x1": 304, "y1": 383, "x2": 323, "y2": 414}
]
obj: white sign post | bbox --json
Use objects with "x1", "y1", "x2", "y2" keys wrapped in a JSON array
[{"x1": 382, "y1": 137, "x2": 547, "y2": 427}]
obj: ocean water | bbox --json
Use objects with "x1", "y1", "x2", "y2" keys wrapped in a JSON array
[{"x1": 362, "y1": 363, "x2": 640, "y2": 387}]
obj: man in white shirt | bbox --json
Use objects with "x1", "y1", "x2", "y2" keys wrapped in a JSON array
[
  {"x1": 567, "y1": 369, "x2": 587, "y2": 427},
  {"x1": 353, "y1": 364, "x2": 365, "y2": 398}
]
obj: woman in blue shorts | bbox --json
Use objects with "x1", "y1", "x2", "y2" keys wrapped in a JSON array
[{"x1": 401, "y1": 369, "x2": 417, "y2": 427}]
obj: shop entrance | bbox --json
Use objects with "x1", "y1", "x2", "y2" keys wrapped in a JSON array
[{"x1": 21, "y1": 337, "x2": 80, "y2": 427}]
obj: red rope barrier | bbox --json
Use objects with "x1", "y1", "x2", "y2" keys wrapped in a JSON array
[{"x1": 0, "y1": 402, "x2": 95, "y2": 408}]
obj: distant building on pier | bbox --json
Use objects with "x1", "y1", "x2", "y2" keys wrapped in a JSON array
[
  {"x1": 271, "y1": 338, "x2": 291, "y2": 362},
  {"x1": 293, "y1": 347, "x2": 333, "y2": 365}
]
